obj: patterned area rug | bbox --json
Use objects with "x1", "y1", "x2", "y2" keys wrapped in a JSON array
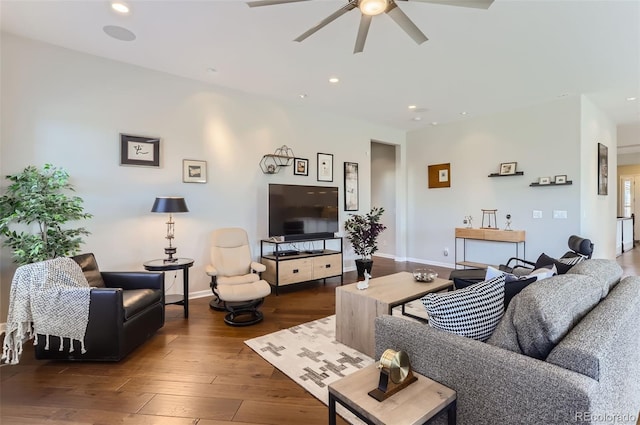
[{"x1": 244, "y1": 302, "x2": 427, "y2": 424}]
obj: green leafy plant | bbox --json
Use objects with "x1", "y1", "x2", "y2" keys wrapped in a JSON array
[
  {"x1": 344, "y1": 207, "x2": 387, "y2": 260},
  {"x1": 0, "y1": 164, "x2": 92, "y2": 265}
]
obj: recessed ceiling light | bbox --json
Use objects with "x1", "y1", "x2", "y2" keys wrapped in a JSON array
[
  {"x1": 408, "y1": 105, "x2": 417, "y2": 110},
  {"x1": 299, "y1": 94, "x2": 308, "y2": 99},
  {"x1": 111, "y1": 1, "x2": 130, "y2": 14},
  {"x1": 627, "y1": 96, "x2": 637, "y2": 101},
  {"x1": 412, "y1": 116, "x2": 422, "y2": 121},
  {"x1": 329, "y1": 77, "x2": 339, "y2": 84},
  {"x1": 460, "y1": 111, "x2": 468, "y2": 116},
  {"x1": 431, "y1": 121, "x2": 438, "y2": 126},
  {"x1": 103, "y1": 25, "x2": 136, "y2": 41}
]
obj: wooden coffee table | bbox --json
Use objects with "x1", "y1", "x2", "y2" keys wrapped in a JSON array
[
  {"x1": 335, "y1": 271, "x2": 453, "y2": 357},
  {"x1": 328, "y1": 362, "x2": 457, "y2": 425}
]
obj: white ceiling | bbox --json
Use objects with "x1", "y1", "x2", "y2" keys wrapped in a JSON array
[{"x1": 1, "y1": 0, "x2": 639, "y2": 131}]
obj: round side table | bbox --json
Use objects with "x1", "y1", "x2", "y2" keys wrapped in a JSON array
[{"x1": 143, "y1": 258, "x2": 194, "y2": 318}]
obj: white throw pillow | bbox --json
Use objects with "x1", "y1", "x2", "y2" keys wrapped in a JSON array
[
  {"x1": 421, "y1": 275, "x2": 506, "y2": 342},
  {"x1": 528, "y1": 264, "x2": 557, "y2": 281}
]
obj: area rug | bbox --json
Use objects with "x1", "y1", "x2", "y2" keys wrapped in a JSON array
[{"x1": 244, "y1": 302, "x2": 427, "y2": 424}]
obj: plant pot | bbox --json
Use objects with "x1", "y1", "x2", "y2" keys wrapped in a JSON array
[{"x1": 355, "y1": 259, "x2": 374, "y2": 281}]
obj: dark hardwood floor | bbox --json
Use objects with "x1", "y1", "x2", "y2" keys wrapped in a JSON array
[{"x1": 2, "y1": 251, "x2": 638, "y2": 425}]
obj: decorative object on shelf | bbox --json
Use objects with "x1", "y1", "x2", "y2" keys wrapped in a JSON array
[
  {"x1": 260, "y1": 145, "x2": 296, "y2": 174},
  {"x1": 463, "y1": 215, "x2": 473, "y2": 228},
  {"x1": 344, "y1": 207, "x2": 387, "y2": 280},
  {"x1": 344, "y1": 162, "x2": 359, "y2": 211},
  {"x1": 505, "y1": 214, "x2": 512, "y2": 231},
  {"x1": 120, "y1": 133, "x2": 160, "y2": 167},
  {"x1": 481, "y1": 209, "x2": 498, "y2": 229},
  {"x1": 499, "y1": 162, "x2": 517, "y2": 175},
  {"x1": 357, "y1": 270, "x2": 371, "y2": 290},
  {"x1": 539, "y1": 176, "x2": 551, "y2": 185},
  {"x1": 317, "y1": 152, "x2": 334, "y2": 182},
  {"x1": 293, "y1": 157, "x2": 308, "y2": 176},
  {"x1": 182, "y1": 159, "x2": 207, "y2": 183},
  {"x1": 598, "y1": 142, "x2": 608, "y2": 195},
  {"x1": 413, "y1": 268, "x2": 438, "y2": 282},
  {"x1": 0, "y1": 164, "x2": 92, "y2": 265},
  {"x1": 368, "y1": 349, "x2": 417, "y2": 402},
  {"x1": 428, "y1": 163, "x2": 450, "y2": 188},
  {"x1": 151, "y1": 197, "x2": 189, "y2": 263},
  {"x1": 554, "y1": 175, "x2": 567, "y2": 184}
]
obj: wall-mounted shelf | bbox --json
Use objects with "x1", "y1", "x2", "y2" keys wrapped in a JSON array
[
  {"x1": 529, "y1": 181, "x2": 573, "y2": 187},
  {"x1": 488, "y1": 172, "x2": 524, "y2": 177}
]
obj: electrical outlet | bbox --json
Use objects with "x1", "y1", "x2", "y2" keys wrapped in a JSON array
[
  {"x1": 533, "y1": 210, "x2": 543, "y2": 219},
  {"x1": 443, "y1": 248, "x2": 449, "y2": 257}
]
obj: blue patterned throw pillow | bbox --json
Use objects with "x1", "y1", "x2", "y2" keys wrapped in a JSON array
[{"x1": 421, "y1": 275, "x2": 506, "y2": 341}]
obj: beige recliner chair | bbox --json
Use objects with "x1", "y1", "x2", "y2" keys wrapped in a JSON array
[{"x1": 206, "y1": 228, "x2": 271, "y2": 326}]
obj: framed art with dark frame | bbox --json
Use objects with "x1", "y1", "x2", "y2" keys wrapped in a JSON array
[
  {"x1": 120, "y1": 134, "x2": 160, "y2": 167},
  {"x1": 428, "y1": 163, "x2": 451, "y2": 188},
  {"x1": 598, "y1": 142, "x2": 608, "y2": 195},
  {"x1": 344, "y1": 162, "x2": 359, "y2": 211},
  {"x1": 499, "y1": 162, "x2": 517, "y2": 175},
  {"x1": 183, "y1": 159, "x2": 207, "y2": 183},
  {"x1": 294, "y1": 158, "x2": 309, "y2": 176},
  {"x1": 317, "y1": 153, "x2": 333, "y2": 182}
]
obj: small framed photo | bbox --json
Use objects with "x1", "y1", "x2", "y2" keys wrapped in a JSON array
[
  {"x1": 499, "y1": 162, "x2": 517, "y2": 175},
  {"x1": 539, "y1": 176, "x2": 551, "y2": 185},
  {"x1": 555, "y1": 175, "x2": 567, "y2": 184},
  {"x1": 120, "y1": 134, "x2": 160, "y2": 167},
  {"x1": 183, "y1": 159, "x2": 207, "y2": 183},
  {"x1": 293, "y1": 158, "x2": 309, "y2": 176},
  {"x1": 317, "y1": 153, "x2": 333, "y2": 182}
]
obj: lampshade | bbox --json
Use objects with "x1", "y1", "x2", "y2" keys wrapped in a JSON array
[
  {"x1": 151, "y1": 197, "x2": 189, "y2": 213},
  {"x1": 359, "y1": 0, "x2": 388, "y2": 16}
]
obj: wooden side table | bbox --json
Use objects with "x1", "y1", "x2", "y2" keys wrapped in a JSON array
[
  {"x1": 328, "y1": 363, "x2": 456, "y2": 425},
  {"x1": 143, "y1": 258, "x2": 194, "y2": 318}
]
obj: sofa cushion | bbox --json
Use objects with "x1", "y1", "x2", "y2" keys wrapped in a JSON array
[
  {"x1": 566, "y1": 258, "x2": 622, "y2": 293},
  {"x1": 487, "y1": 273, "x2": 605, "y2": 359},
  {"x1": 545, "y1": 276, "x2": 640, "y2": 380},
  {"x1": 71, "y1": 253, "x2": 106, "y2": 288},
  {"x1": 122, "y1": 289, "x2": 162, "y2": 320},
  {"x1": 454, "y1": 274, "x2": 536, "y2": 309},
  {"x1": 534, "y1": 253, "x2": 573, "y2": 274},
  {"x1": 421, "y1": 275, "x2": 505, "y2": 342}
]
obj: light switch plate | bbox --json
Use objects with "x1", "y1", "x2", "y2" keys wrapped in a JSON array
[{"x1": 533, "y1": 210, "x2": 543, "y2": 219}]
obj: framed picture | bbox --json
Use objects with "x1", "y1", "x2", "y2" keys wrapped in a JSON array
[
  {"x1": 120, "y1": 134, "x2": 160, "y2": 167},
  {"x1": 317, "y1": 153, "x2": 333, "y2": 182},
  {"x1": 294, "y1": 158, "x2": 309, "y2": 176},
  {"x1": 428, "y1": 163, "x2": 451, "y2": 188},
  {"x1": 539, "y1": 176, "x2": 551, "y2": 185},
  {"x1": 344, "y1": 162, "x2": 359, "y2": 211},
  {"x1": 499, "y1": 162, "x2": 517, "y2": 175},
  {"x1": 598, "y1": 142, "x2": 608, "y2": 195},
  {"x1": 183, "y1": 159, "x2": 207, "y2": 183},
  {"x1": 555, "y1": 175, "x2": 567, "y2": 184}
]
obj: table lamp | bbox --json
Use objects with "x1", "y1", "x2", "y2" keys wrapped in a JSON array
[{"x1": 151, "y1": 197, "x2": 189, "y2": 262}]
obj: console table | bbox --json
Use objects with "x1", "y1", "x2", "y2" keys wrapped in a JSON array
[
  {"x1": 260, "y1": 237, "x2": 343, "y2": 294},
  {"x1": 143, "y1": 258, "x2": 194, "y2": 318},
  {"x1": 454, "y1": 228, "x2": 525, "y2": 270}
]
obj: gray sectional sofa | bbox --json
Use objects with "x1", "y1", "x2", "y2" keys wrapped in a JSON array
[{"x1": 374, "y1": 259, "x2": 640, "y2": 424}]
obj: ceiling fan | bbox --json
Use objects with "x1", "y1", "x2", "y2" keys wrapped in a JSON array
[{"x1": 247, "y1": 0, "x2": 494, "y2": 53}]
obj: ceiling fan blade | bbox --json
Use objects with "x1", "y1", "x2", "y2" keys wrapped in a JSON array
[
  {"x1": 247, "y1": 0, "x2": 310, "y2": 8},
  {"x1": 354, "y1": 14, "x2": 372, "y2": 54},
  {"x1": 406, "y1": 0, "x2": 494, "y2": 9},
  {"x1": 294, "y1": 2, "x2": 357, "y2": 42},
  {"x1": 386, "y1": 3, "x2": 428, "y2": 45}
]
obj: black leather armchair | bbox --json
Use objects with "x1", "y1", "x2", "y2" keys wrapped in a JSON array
[{"x1": 34, "y1": 253, "x2": 165, "y2": 361}]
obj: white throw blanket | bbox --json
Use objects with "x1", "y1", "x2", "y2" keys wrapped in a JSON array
[{"x1": 2, "y1": 257, "x2": 92, "y2": 364}]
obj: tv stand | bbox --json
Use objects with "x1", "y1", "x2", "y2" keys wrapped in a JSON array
[{"x1": 260, "y1": 237, "x2": 343, "y2": 295}]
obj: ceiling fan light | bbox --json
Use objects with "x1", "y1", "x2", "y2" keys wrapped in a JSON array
[{"x1": 359, "y1": 0, "x2": 388, "y2": 16}]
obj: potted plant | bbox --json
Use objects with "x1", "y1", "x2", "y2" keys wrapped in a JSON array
[
  {"x1": 344, "y1": 207, "x2": 387, "y2": 279},
  {"x1": 0, "y1": 164, "x2": 92, "y2": 265}
]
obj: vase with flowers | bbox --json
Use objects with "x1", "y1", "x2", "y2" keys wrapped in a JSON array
[{"x1": 344, "y1": 207, "x2": 387, "y2": 280}]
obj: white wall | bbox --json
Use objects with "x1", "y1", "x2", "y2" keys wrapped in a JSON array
[
  {"x1": 0, "y1": 34, "x2": 406, "y2": 319},
  {"x1": 406, "y1": 97, "x2": 585, "y2": 267},
  {"x1": 580, "y1": 95, "x2": 618, "y2": 258}
]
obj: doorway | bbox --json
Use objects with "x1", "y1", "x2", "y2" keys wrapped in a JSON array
[
  {"x1": 619, "y1": 174, "x2": 640, "y2": 243},
  {"x1": 371, "y1": 142, "x2": 397, "y2": 257}
]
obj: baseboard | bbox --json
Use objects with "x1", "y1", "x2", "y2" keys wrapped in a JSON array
[
  {"x1": 189, "y1": 289, "x2": 212, "y2": 300},
  {"x1": 405, "y1": 257, "x2": 455, "y2": 270}
]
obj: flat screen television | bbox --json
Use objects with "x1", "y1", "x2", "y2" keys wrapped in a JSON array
[{"x1": 269, "y1": 184, "x2": 339, "y2": 241}]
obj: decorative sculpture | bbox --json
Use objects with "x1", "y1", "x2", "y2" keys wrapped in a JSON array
[{"x1": 357, "y1": 270, "x2": 371, "y2": 290}]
